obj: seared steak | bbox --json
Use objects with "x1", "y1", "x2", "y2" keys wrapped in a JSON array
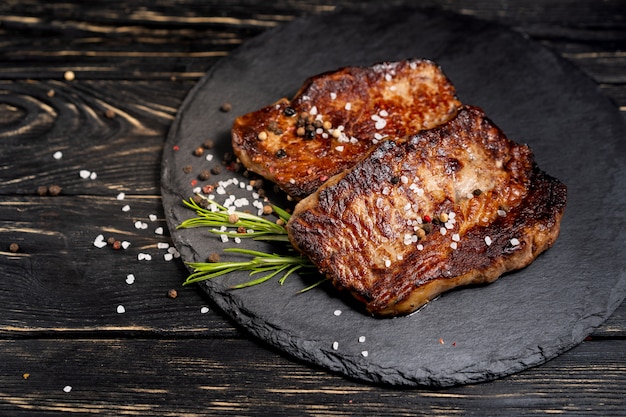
[
  {"x1": 286, "y1": 106, "x2": 567, "y2": 317},
  {"x1": 232, "y1": 59, "x2": 461, "y2": 199}
]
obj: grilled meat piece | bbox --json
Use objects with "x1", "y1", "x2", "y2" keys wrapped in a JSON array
[
  {"x1": 232, "y1": 59, "x2": 461, "y2": 199},
  {"x1": 286, "y1": 106, "x2": 567, "y2": 317}
]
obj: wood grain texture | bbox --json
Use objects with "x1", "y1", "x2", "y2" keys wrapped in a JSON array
[
  {"x1": 0, "y1": 0, "x2": 624, "y2": 414},
  {"x1": 0, "y1": 338, "x2": 624, "y2": 416}
]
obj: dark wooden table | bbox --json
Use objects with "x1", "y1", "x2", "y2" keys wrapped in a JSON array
[{"x1": 1, "y1": 1, "x2": 624, "y2": 415}]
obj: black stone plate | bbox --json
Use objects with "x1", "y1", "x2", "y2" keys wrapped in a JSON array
[{"x1": 161, "y1": 6, "x2": 626, "y2": 387}]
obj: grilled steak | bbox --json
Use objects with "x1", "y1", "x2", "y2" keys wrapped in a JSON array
[
  {"x1": 286, "y1": 106, "x2": 567, "y2": 317},
  {"x1": 232, "y1": 59, "x2": 461, "y2": 199}
]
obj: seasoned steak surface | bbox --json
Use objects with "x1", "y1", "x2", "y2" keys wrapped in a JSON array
[
  {"x1": 232, "y1": 59, "x2": 461, "y2": 199},
  {"x1": 287, "y1": 106, "x2": 567, "y2": 317}
]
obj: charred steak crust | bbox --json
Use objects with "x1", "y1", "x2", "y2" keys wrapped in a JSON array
[
  {"x1": 232, "y1": 59, "x2": 461, "y2": 199},
  {"x1": 286, "y1": 106, "x2": 567, "y2": 317}
]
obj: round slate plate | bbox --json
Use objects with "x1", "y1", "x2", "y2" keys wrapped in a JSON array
[{"x1": 161, "y1": 6, "x2": 626, "y2": 386}]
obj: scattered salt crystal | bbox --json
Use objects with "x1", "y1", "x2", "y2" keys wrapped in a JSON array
[
  {"x1": 440, "y1": 227, "x2": 447, "y2": 236},
  {"x1": 450, "y1": 242, "x2": 458, "y2": 250},
  {"x1": 149, "y1": 214, "x2": 158, "y2": 221},
  {"x1": 234, "y1": 237, "x2": 241, "y2": 244},
  {"x1": 332, "y1": 341, "x2": 339, "y2": 350},
  {"x1": 417, "y1": 244, "x2": 424, "y2": 251},
  {"x1": 333, "y1": 309, "x2": 342, "y2": 316},
  {"x1": 485, "y1": 236, "x2": 492, "y2": 246},
  {"x1": 361, "y1": 351, "x2": 369, "y2": 357},
  {"x1": 157, "y1": 242, "x2": 169, "y2": 249},
  {"x1": 192, "y1": 186, "x2": 201, "y2": 194},
  {"x1": 126, "y1": 274, "x2": 135, "y2": 285},
  {"x1": 205, "y1": 154, "x2": 214, "y2": 162},
  {"x1": 154, "y1": 227, "x2": 164, "y2": 235},
  {"x1": 510, "y1": 238, "x2": 520, "y2": 246},
  {"x1": 330, "y1": 92, "x2": 337, "y2": 100},
  {"x1": 137, "y1": 253, "x2": 152, "y2": 261},
  {"x1": 497, "y1": 209, "x2": 507, "y2": 217},
  {"x1": 344, "y1": 102, "x2": 351, "y2": 111},
  {"x1": 116, "y1": 192, "x2": 125, "y2": 200},
  {"x1": 200, "y1": 307, "x2": 210, "y2": 314},
  {"x1": 375, "y1": 119, "x2": 386, "y2": 130},
  {"x1": 358, "y1": 336, "x2": 366, "y2": 343},
  {"x1": 53, "y1": 151, "x2": 63, "y2": 160},
  {"x1": 93, "y1": 234, "x2": 107, "y2": 248},
  {"x1": 220, "y1": 234, "x2": 229, "y2": 243},
  {"x1": 121, "y1": 205, "x2": 131, "y2": 212},
  {"x1": 121, "y1": 241, "x2": 130, "y2": 249},
  {"x1": 116, "y1": 305, "x2": 125, "y2": 314},
  {"x1": 379, "y1": 109, "x2": 389, "y2": 117},
  {"x1": 89, "y1": 171, "x2": 97, "y2": 180},
  {"x1": 163, "y1": 253, "x2": 174, "y2": 261},
  {"x1": 384, "y1": 259, "x2": 391, "y2": 268},
  {"x1": 452, "y1": 233, "x2": 460, "y2": 242},
  {"x1": 63, "y1": 385, "x2": 72, "y2": 393},
  {"x1": 335, "y1": 145, "x2": 344, "y2": 152},
  {"x1": 79, "y1": 170, "x2": 91, "y2": 179}
]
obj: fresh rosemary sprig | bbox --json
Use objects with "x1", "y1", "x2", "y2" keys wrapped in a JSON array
[
  {"x1": 184, "y1": 247, "x2": 319, "y2": 290},
  {"x1": 178, "y1": 196, "x2": 290, "y2": 241},
  {"x1": 178, "y1": 195, "x2": 325, "y2": 291}
]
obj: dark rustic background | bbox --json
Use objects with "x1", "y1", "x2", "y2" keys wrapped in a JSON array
[{"x1": 0, "y1": 1, "x2": 624, "y2": 415}]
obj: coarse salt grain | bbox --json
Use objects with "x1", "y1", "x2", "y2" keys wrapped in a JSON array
[
  {"x1": 335, "y1": 145, "x2": 344, "y2": 152},
  {"x1": 116, "y1": 192, "x2": 125, "y2": 200},
  {"x1": 450, "y1": 242, "x2": 458, "y2": 250},
  {"x1": 53, "y1": 151, "x2": 63, "y2": 160},
  {"x1": 485, "y1": 236, "x2": 492, "y2": 246},
  {"x1": 116, "y1": 305, "x2": 125, "y2": 314},
  {"x1": 200, "y1": 307, "x2": 210, "y2": 314},
  {"x1": 452, "y1": 233, "x2": 460, "y2": 242},
  {"x1": 344, "y1": 102, "x2": 351, "y2": 110},
  {"x1": 93, "y1": 234, "x2": 107, "y2": 248},
  {"x1": 164, "y1": 253, "x2": 174, "y2": 261},
  {"x1": 417, "y1": 244, "x2": 424, "y2": 251},
  {"x1": 155, "y1": 227, "x2": 164, "y2": 235},
  {"x1": 384, "y1": 259, "x2": 391, "y2": 268},
  {"x1": 358, "y1": 336, "x2": 366, "y2": 343},
  {"x1": 89, "y1": 171, "x2": 97, "y2": 180},
  {"x1": 157, "y1": 242, "x2": 169, "y2": 249},
  {"x1": 149, "y1": 214, "x2": 158, "y2": 221},
  {"x1": 361, "y1": 351, "x2": 369, "y2": 357},
  {"x1": 510, "y1": 238, "x2": 520, "y2": 246},
  {"x1": 333, "y1": 309, "x2": 342, "y2": 316},
  {"x1": 121, "y1": 205, "x2": 131, "y2": 212},
  {"x1": 205, "y1": 154, "x2": 214, "y2": 162},
  {"x1": 332, "y1": 341, "x2": 339, "y2": 350},
  {"x1": 121, "y1": 241, "x2": 130, "y2": 249},
  {"x1": 126, "y1": 274, "x2": 135, "y2": 285},
  {"x1": 63, "y1": 385, "x2": 72, "y2": 393},
  {"x1": 498, "y1": 209, "x2": 507, "y2": 217},
  {"x1": 79, "y1": 170, "x2": 91, "y2": 179}
]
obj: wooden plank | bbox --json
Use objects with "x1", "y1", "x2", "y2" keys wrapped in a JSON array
[
  {"x1": 0, "y1": 195, "x2": 240, "y2": 337},
  {"x1": 0, "y1": 1, "x2": 624, "y2": 81},
  {"x1": 0, "y1": 79, "x2": 188, "y2": 195},
  {"x1": 0, "y1": 338, "x2": 624, "y2": 416}
]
